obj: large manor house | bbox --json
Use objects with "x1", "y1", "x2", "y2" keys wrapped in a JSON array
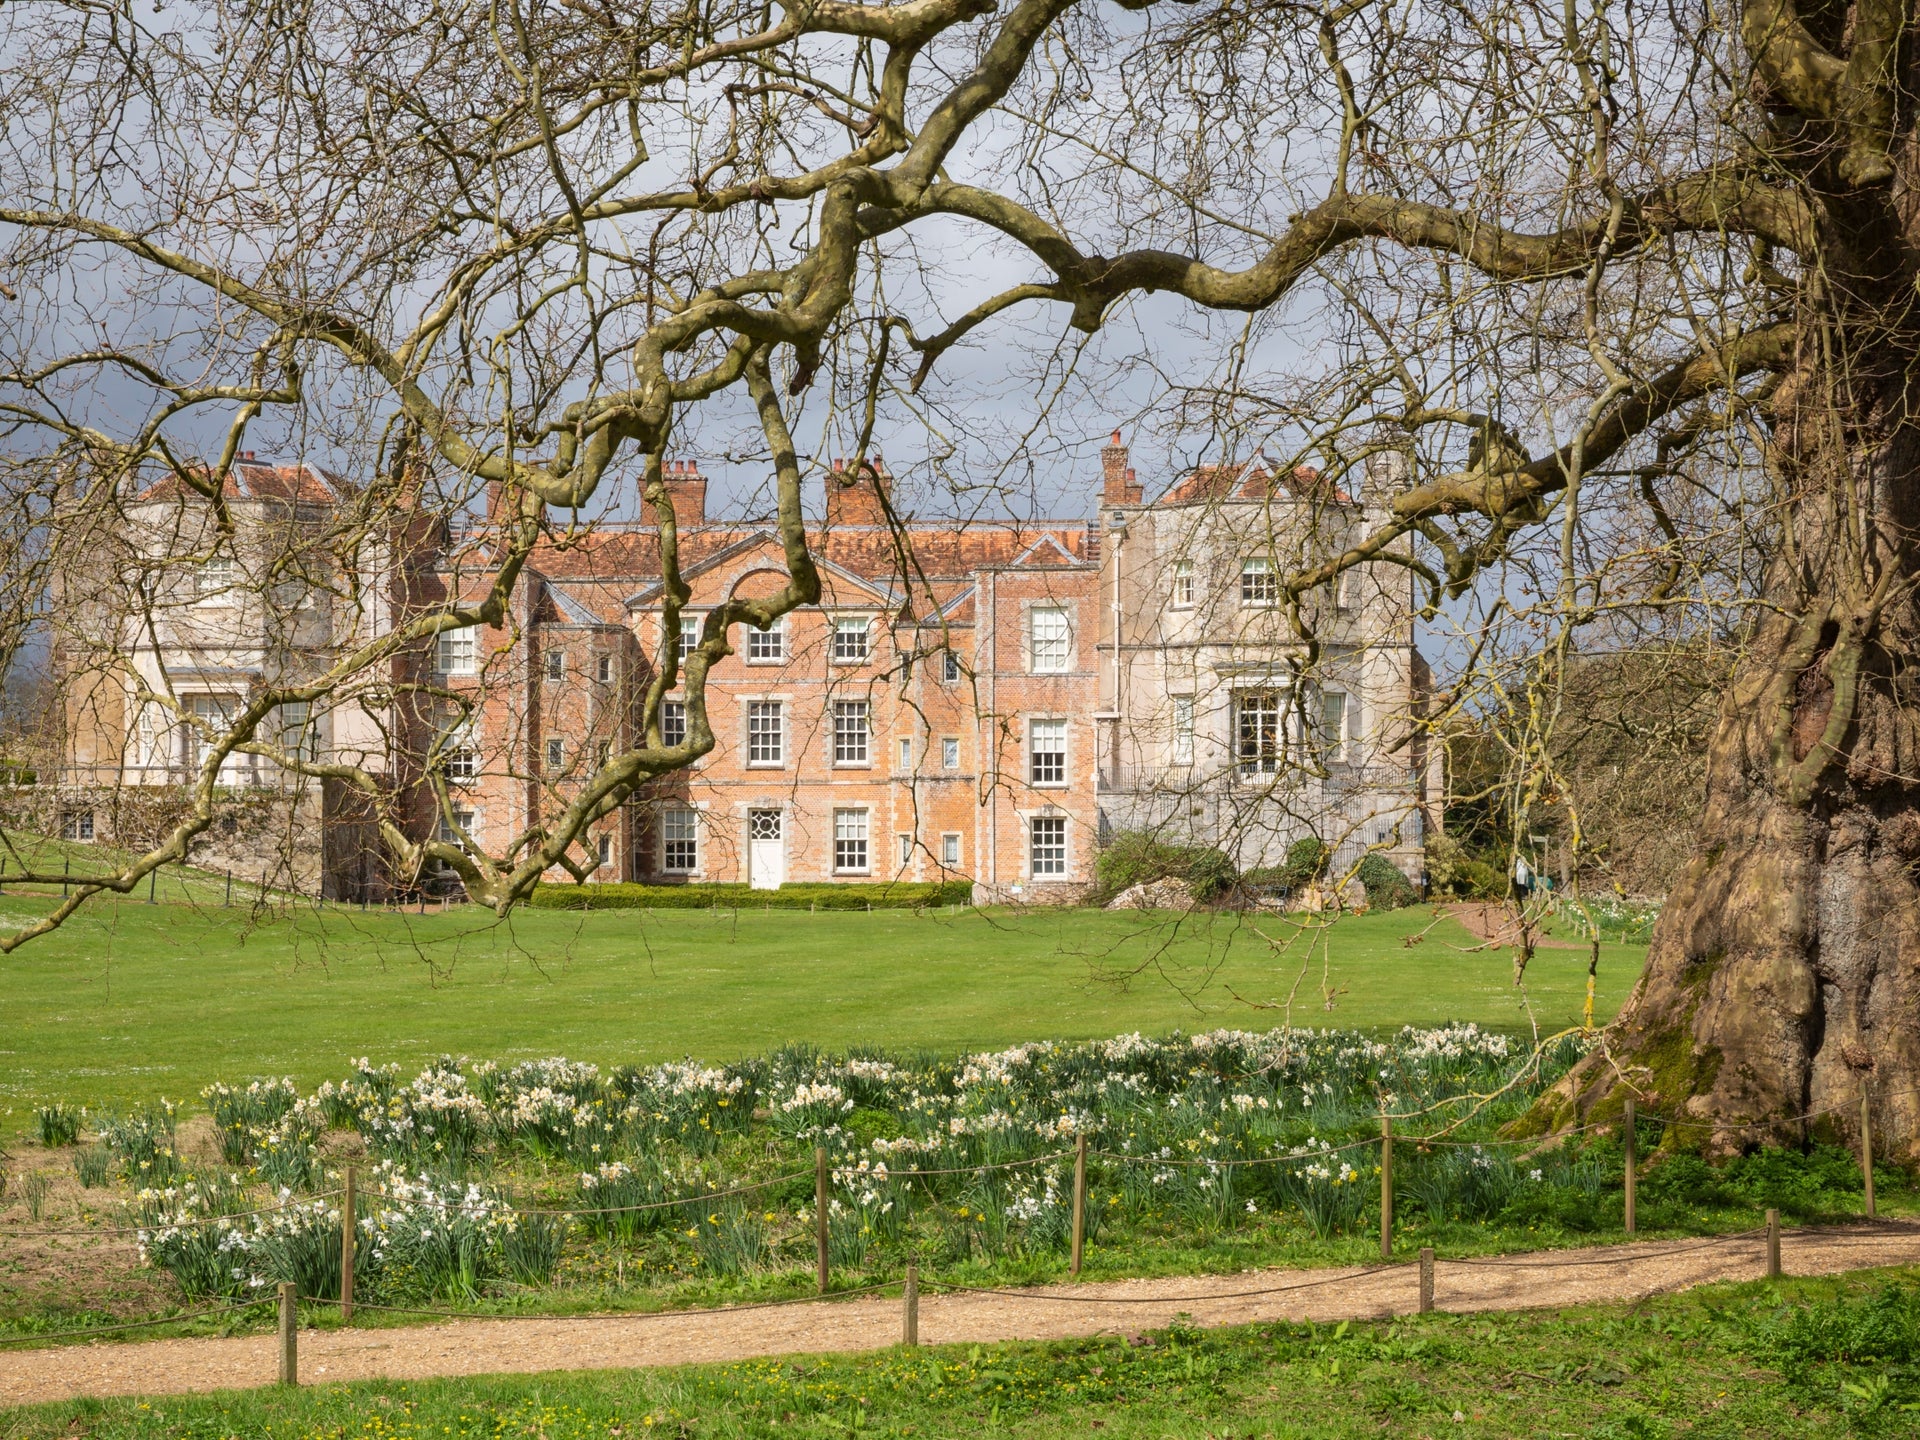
[{"x1": 52, "y1": 437, "x2": 1439, "y2": 901}]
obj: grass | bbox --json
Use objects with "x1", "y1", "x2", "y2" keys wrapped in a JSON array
[
  {"x1": 0, "y1": 894, "x2": 1645, "y2": 1124},
  {"x1": 4, "y1": 1267, "x2": 1917, "y2": 1437}
]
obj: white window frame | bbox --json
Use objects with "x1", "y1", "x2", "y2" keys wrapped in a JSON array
[
  {"x1": 661, "y1": 805, "x2": 699, "y2": 873},
  {"x1": 61, "y1": 809, "x2": 95, "y2": 842},
  {"x1": 278, "y1": 701, "x2": 319, "y2": 764},
  {"x1": 545, "y1": 737, "x2": 565, "y2": 772},
  {"x1": 1028, "y1": 717, "x2": 1067, "y2": 787},
  {"x1": 1029, "y1": 814, "x2": 1068, "y2": 879},
  {"x1": 1236, "y1": 691, "x2": 1283, "y2": 776},
  {"x1": 832, "y1": 699, "x2": 870, "y2": 766},
  {"x1": 440, "y1": 805, "x2": 478, "y2": 849},
  {"x1": 941, "y1": 736, "x2": 960, "y2": 770},
  {"x1": 186, "y1": 694, "x2": 236, "y2": 773},
  {"x1": 196, "y1": 552, "x2": 235, "y2": 602},
  {"x1": 833, "y1": 808, "x2": 870, "y2": 874},
  {"x1": 942, "y1": 649, "x2": 963, "y2": 683},
  {"x1": 1029, "y1": 606, "x2": 1071, "y2": 673},
  {"x1": 545, "y1": 649, "x2": 566, "y2": 682},
  {"x1": 898, "y1": 736, "x2": 912, "y2": 771},
  {"x1": 747, "y1": 699, "x2": 785, "y2": 766},
  {"x1": 436, "y1": 627, "x2": 478, "y2": 677},
  {"x1": 746, "y1": 619, "x2": 787, "y2": 663},
  {"x1": 597, "y1": 654, "x2": 614, "y2": 683},
  {"x1": 661, "y1": 699, "x2": 687, "y2": 749},
  {"x1": 832, "y1": 616, "x2": 871, "y2": 664},
  {"x1": 1318, "y1": 691, "x2": 1347, "y2": 761},
  {"x1": 1171, "y1": 559, "x2": 1195, "y2": 609},
  {"x1": 1171, "y1": 696, "x2": 1195, "y2": 765},
  {"x1": 596, "y1": 834, "x2": 613, "y2": 869},
  {"x1": 1240, "y1": 557, "x2": 1278, "y2": 608},
  {"x1": 941, "y1": 832, "x2": 961, "y2": 868},
  {"x1": 897, "y1": 832, "x2": 913, "y2": 867}
]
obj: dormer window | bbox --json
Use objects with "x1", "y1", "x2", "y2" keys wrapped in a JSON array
[{"x1": 1240, "y1": 557, "x2": 1278, "y2": 607}]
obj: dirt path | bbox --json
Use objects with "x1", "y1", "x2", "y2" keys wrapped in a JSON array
[
  {"x1": 1446, "y1": 901, "x2": 1585, "y2": 950},
  {"x1": 5, "y1": 1223, "x2": 1918, "y2": 1408}
]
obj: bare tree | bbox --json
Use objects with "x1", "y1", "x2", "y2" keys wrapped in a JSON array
[{"x1": 3, "y1": 0, "x2": 1919, "y2": 1154}]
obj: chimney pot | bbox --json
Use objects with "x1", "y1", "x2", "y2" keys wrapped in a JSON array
[
  {"x1": 1101, "y1": 430, "x2": 1141, "y2": 506},
  {"x1": 239, "y1": 450, "x2": 255, "y2": 462}
]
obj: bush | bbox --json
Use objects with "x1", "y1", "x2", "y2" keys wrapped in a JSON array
[
  {"x1": 1424, "y1": 835, "x2": 1503, "y2": 898},
  {"x1": 527, "y1": 880, "x2": 973, "y2": 912},
  {"x1": 1354, "y1": 853, "x2": 1418, "y2": 910},
  {"x1": 1093, "y1": 831, "x2": 1237, "y2": 903},
  {"x1": 1283, "y1": 837, "x2": 1331, "y2": 887}
]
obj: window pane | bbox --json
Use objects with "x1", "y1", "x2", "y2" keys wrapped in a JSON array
[
  {"x1": 1172, "y1": 696, "x2": 1194, "y2": 764},
  {"x1": 1236, "y1": 692, "x2": 1281, "y2": 774},
  {"x1": 833, "y1": 809, "x2": 869, "y2": 872},
  {"x1": 661, "y1": 700, "x2": 687, "y2": 748},
  {"x1": 898, "y1": 736, "x2": 911, "y2": 770},
  {"x1": 1029, "y1": 607, "x2": 1070, "y2": 672},
  {"x1": 437, "y1": 627, "x2": 477, "y2": 676},
  {"x1": 198, "y1": 554, "x2": 234, "y2": 597},
  {"x1": 1030, "y1": 815, "x2": 1067, "y2": 877},
  {"x1": 833, "y1": 617, "x2": 870, "y2": 662},
  {"x1": 943, "y1": 650, "x2": 962, "y2": 682},
  {"x1": 1241, "y1": 557, "x2": 1277, "y2": 606},
  {"x1": 941, "y1": 737, "x2": 959, "y2": 769},
  {"x1": 898, "y1": 833, "x2": 912, "y2": 866},
  {"x1": 662, "y1": 806, "x2": 698, "y2": 872},
  {"x1": 748, "y1": 700, "x2": 784, "y2": 764},
  {"x1": 747, "y1": 620, "x2": 786, "y2": 661},
  {"x1": 545, "y1": 650, "x2": 565, "y2": 681},
  {"x1": 677, "y1": 617, "x2": 700, "y2": 661},
  {"x1": 597, "y1": 655, "x2": 613, "y2": 682},
  {"x1": 1172, "y1": 560, "x2": 1194, "y2": 607},
  {"x1": 1029, "y1": 718, "x2": 1066, "y2": 785},
  {"x1": 1319, "y1": 692, "x2": 1346, "y2": 757},
  {"x1": 833, "y1": 699, "x2": 869, "y2": 764},
  {"x1": 545, "y1": 738, "x2": 565, "y2": 771},
  {"x1": 942, "y1": 833, "x2": 960, "y2": 867}
]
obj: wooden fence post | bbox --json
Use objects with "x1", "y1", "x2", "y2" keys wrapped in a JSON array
[
  {"x1": 147, "y1": 868, "x2": 157, "y2": 904},
  {"x1": 277, "y1": 1281, "x2": 298, "y2": 1385},
  {"x1": 1861, "y1": 1086, "x2": 1876, "y2": 1220},
  {"x1": 341, "y1": 1166, "x2": 356, "y2": 1322},
  {"x1": 224, "y1": 868, "x2": 233, "y2": 907},
  {"x1": 902, "y1": 1261, "x2": 919, "y2": 1347},
  {"x1": 1623, "y1": 1098, "x2": 1637, "y2": 1235},
  {"x1": 1418, "y1": 1246, "x2": 1435, "y2": 1314},
  {"x1": 1765, "y1": 1209, "x2": 1781, "y2": 1279},
  {"x1": 815, "y1": 1146, "x2": 830, "y2": 1294},
  {"x1": 1070, "y1": 1133, "x2": 1088, "y2": 1278},
  {"x1": 1379, "y1": 1113, "x2": 1393, "y2": 1260},
  {"x1": 62, "y1": 856, "x2": 69, "y2": 898}
]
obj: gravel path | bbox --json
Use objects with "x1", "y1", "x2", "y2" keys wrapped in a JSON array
[
  {"x1": 5, "y1": 1223, "x2": 1919, "y2": 1407},
  {"x1": 1446, "y1": 901, "x2": 1586, "y2": 950}
]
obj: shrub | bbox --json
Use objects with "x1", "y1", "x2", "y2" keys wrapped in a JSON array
[
  {"x1": 1423, "y1": 835, "x2": 1503, "y2": 898},
  {"x1": 1283, "y1": 837, "x2": 1331, "y2": 887},
  {"x1": 1743, "y1": 1282, "x2": 1920, "y2": 1386},
  {"x1": 1354, "y1": 853, "x2": 1419, "y2": 910},
  {"x1": 1093, "y1": 831, "x2": 1236, "y2": 903},
  {"x1": 527, "y1": 880, "x2": 973, "y2": 912}
]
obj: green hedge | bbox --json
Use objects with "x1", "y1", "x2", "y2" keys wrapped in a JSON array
[{"x1": 526, "y1": 880, "x2": 976, "y2": 912}]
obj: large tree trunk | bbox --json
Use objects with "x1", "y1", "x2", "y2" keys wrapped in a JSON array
[{"x1": 1551, "y1": 253, "x2": 1920, "y2": 1158}]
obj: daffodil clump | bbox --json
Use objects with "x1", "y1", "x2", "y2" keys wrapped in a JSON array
[{"x1": 87, "y1": 1023, "x2": 1591, "y2": 1304}]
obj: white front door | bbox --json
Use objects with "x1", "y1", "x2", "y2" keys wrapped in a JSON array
[{"x1": 748, "y1": 810, "x2": 784, "y2": 890}]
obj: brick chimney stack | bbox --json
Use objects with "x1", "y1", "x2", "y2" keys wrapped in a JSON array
[
  {"x1": 824, "y1": 454, "x2": 892, "y2": 527},
  {"x1": 1101, "y1": 430, "x2": 1142, "y2": 505},
  {"x1": 644, "y1": 459, "x2": 708, "y2": 529}
]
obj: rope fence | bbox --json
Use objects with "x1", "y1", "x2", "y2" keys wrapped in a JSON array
[
  {"x1": 5, "y1": 1082, "x2": 1911, "y2": 1244},
  {"x1": 12, "y1": 1208, "x2": 1914, "y2": 1389}
]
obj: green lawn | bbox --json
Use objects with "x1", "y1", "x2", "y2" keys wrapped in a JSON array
[
  {"x1": 4, "y1": 1268, "x2": 1915, "y2": 1438},
  {"x1": 0, "y1": 892, "x2": 1644, "y2": 1123}
]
